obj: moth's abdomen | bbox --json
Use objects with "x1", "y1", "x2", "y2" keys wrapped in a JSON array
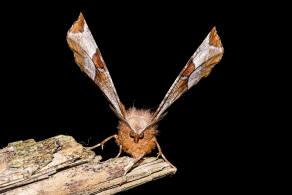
[{"x1": 116, "y1": 108, "x2": 157, "y2": 158}]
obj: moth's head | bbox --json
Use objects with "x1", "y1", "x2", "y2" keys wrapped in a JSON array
[
  {"x1": 123, "y1": 108, "x2": 153, "y2": 143},
  {"x1": 129, "y1": 130, "x2": 144, "y2": 143},
  {"x1": 127, "y1": 115, "x2": 148, "y2": 143}
]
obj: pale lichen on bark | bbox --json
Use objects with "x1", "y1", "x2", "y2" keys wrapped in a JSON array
[{"x1": 0, "y1": 135, "x2": 176, "y2": 194}]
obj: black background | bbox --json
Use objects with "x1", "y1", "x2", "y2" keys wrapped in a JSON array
[{"x1": 0, "y1": 2, "x2": 275, "y2": 194}]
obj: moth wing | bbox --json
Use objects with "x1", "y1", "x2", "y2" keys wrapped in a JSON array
[
  {"x1": 67, "y1": 13, "x2": 125, "y2": 118},
  {"x1": 152, "y1": 27, "x2": 224, "y2": 121}
]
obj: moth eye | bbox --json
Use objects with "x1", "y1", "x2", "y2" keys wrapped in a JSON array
[
  {"x1": 139, "y1": 132, "x2": 144, "y2": 139},
  {"x1": 130, "y1": 130, "x2": 135, "y2": 138}
]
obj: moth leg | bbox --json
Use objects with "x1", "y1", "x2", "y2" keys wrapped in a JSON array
[
  {"x1": 86, "y1": 134, "x2": 118, "y2": 150},
  {"x1": 155, "y1": 138, "x2": 175, "y2": 168},
  {"x1": 115, "y1": 145, "x2": 122, "y2": 158},
  {"x1": 123, "y1": 155, "x2": 144, "y2": 176},
  {"x1": 119, "y1": 155, "x2": 144, "y2": 185}
]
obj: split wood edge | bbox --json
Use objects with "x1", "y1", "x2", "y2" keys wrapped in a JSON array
[{"x1": 0, "y1": 135, "x2": 176, "y2": 194}]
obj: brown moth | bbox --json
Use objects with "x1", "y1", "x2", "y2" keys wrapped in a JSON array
[{"x1": 66, "y1": 13, "x2": 224, "y2": 175}]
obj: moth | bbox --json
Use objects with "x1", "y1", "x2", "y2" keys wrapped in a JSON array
[{"x1": 66, "y1": 13, "x2": 224, "y2": 174}]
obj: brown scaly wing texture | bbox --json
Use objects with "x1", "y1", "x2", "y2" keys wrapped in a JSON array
[
  {"x1": 66, "y1": 13, "x2": 125, "y2": 118},
  {"x1": 152, "y1": 27, "x2": 224, "y2": 121}
]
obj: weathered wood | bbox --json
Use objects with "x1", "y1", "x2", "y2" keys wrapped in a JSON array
[{"x1": 0, "y1": 135, "x2": 176, "y2": 194}]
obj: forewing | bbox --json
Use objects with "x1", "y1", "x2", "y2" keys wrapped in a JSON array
[
  {"x1": 67, "y1": 13, "x2": 125, "y2": 118},
  {"x1": 152, "y1": 27, "x2": 224, "y2": 121}
]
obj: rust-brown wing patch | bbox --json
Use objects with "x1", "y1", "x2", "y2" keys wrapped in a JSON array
[
  {"x1": 70, "y1": 13, "x2": 85, "y2": 33},
  {"x1": 181, "y1": 61, "x2": 195, "y2": 77},
  {"x1": 92, "y1": 49, "x2": 104, "y2": 69},
  {"x1": 209, "y1": 27, "x2": 222, "y2": 47}
]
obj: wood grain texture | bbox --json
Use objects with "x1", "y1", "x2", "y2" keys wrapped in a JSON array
[{"x1": 0, "y1": 135, "x2": 176, "y2": 194}]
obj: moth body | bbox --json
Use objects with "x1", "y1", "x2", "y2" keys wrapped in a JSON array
[{"x1": 116, "y1": 108, "x2": 157, "y2": 158}]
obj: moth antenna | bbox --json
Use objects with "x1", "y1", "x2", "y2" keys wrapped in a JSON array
[
  {"x1": 141, "y1": 111, "x2": 168, "y2": 133},
  {"x1": 109, "y1": 104, "x2": 133, "y2": 130}
]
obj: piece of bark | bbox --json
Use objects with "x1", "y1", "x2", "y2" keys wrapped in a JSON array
[
  {"x1": 0, "y1": 135, "x2": 176, "y2": 194},
  {"x1": 0, "y1": 135, "x2": 97, "y2": 193}
]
